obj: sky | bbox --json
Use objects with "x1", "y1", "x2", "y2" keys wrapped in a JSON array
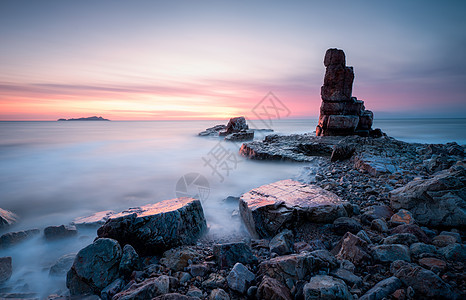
[{"x1": 0, "y1": 0, "x2": 465, "y2": 120}]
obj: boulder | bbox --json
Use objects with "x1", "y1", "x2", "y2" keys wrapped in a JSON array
[
  {"x1": 390, "y1": 166, "x2": 466, "y2": 228},
  {"x1": 240, "y1": 179, "x2": 351, "y2": 238},
  {"x1": 303, "y1": 275, "x2": 351, "y2": 300},
  {"x1": 0, "y1": 257, "x2": 12, "y2": 283},
  {"x1": 257, "y1": 276, "x2": 292, "y2": 300},
  {"x1": 390, "y1": 260, "x2": 457, "y2": 299},
  {"x1": 213, "y1": 242, "x2": 257, "y2": 269},
  {"x1": 382, "y1": 233, "x2": 418, "y2": 246},
  {"x1": 432, "y1": 234, "x2": 457, "y2": 247},
  {"x1": 113, "y1": 276, "x2": 171, "y2": 300},
  {"x1": 66, "y1": 238, "x2": 122, "y2": 295},
  {"x1": 44, "y1": 225, "x2": 77, "y2": 240},
  {"x1": 332, "y1": 217, "x2": 362, "y2": 235},
  {"x1": 0, "y1": 208, "x2": 18, "y2": 229},
  {"x1": 390, "y1": 224, "x2": 431, "y2": 244},
  {"x1": 97, "y1": 197, "x2": 207, "y2": 255},
  {"x1": 353, "y1": 154, "x2": 396, "y2": 177},
  {"x1": 154, "y1": 293, "x2": 200, "y2": 300},
  {"x1": 418, "y1": 257, "x2": 447, "y2": 272},
  {"x1": 409, "y1": 242, "x2": 437, "y2": 258},
  {"x1": 202, "y1": 273, "x2": 226, "y2": 290},
  {"x1": 49, "y1": 253, "x2": 76, "y2": 276},
  {"x1": 161, "y1": 247, "x2": 201, "y2": 271},
  {"x1": 209, "y1": 288, "x2": 230, "y2": 300},
  {"x1": 329, "y1": 268, "x2": 362, "y2": 287},
  {"x1": 269, "y1": 229, "x2": 294, "y2": 255},
  {"x1": 258, "y1": 253, "x2": 315, "y2": 284},
  {"x1": 438, "y1": 243, "x2": 466, "y2": 261},
  {"x1": 371, "y1": 218, "x2": 389, "y2": 233},
  {"x1": 389, "y1": 209, "x2": 415, "y2": 226},
  {"x1": 361, "y1": 205, "x2": 394, "y2": 224},
  {"x1": 372, "y1": 244, "x2": 411, "y2": 263},
  {"x1": 331, "y1": 232, "x2": 371, "y2": 265},
  {"x1": 226, "y1": 263, "x2": 255, "y2": 294},
  {"x1": 359, "y1": 276, "x2": 402, "y2": 300},
  {"x1": 219, "y1": 116, "x2": 248, "y2": 136},
  {"x1": 101, "y1": 278, "x2": 125, "y2": 300},
  {"x1": 119, "y1": 244, "x2": 141, "y2": 276},
  {"x1": 0, "y1": 229, "x2": 40, "y2": 249}
]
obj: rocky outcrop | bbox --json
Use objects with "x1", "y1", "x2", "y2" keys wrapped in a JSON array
[
  {"x1": 49, "y1": 253, "x2": 76, "y2": 276},
  {"x1": 198, "y1": 116, "x2": 260, "y2": 141},
  {"x1": 390, "y1": 165, "x2": 466, "y2": 228},
  {"x1": 44, "y1": 225, "x2": 77, "y2": 240},
  {"x1": 198, "y1": 124, "x2": 227, "y2": 136},
  {"x1": 219, "y1": 116, "x2": 248, "y2": 136},
  {"x1": 240, "y1": 179, "x2": 351, "y2": 238},
  {"x1": 316, "y1": 48, "x2": 377, "y2": 137},
  {"x1": 0, "y1": 229, "x2": 40, "y2": 249},
  {"x1": 0, "y1": 208, "x2": 18, "y2": 229},
  {"x1": 66, "y1": 238, "x2": 122, "y2": 295},
  {"x1": 97, "y1": 197, "x2": 207, "y2": 255}
]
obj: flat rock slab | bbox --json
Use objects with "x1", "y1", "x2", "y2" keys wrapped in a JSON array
[
  {"x1": 97, "y1": 197, "x2": 207, "y2": 255},
  {"x1": 240, "y1": 134, "x2": 342, "y2": 162},
  {"x1": 71, "y1": 210, "x2": 116, "y2": 227},
  {"x1": 354, "y1": 154, "x2": 397, "y2": 176},
  {"x1": 240, "y1": 179, "x2": 351, "y2": 238}
]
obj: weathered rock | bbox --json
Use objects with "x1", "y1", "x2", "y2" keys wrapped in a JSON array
[
  {"x1": 330, "y1": 268, "x2": 362, "y2": 287},
  {"x1": 97, "y1": 197, "x2": 207, "y2": 255},
  {"x1": 258, "y1": 253, "x2": 315, "y2": 284},
  {"x1": 186, "y1": 286, "x2": 203, "y2": 298},
  {"x1": 371, "y1": 218, "x2": 389, "y2": 233},
  {"x1": 226, "y1": 263, "x2": 255, "y2": 294},
  {"x1": 330, "y1": 143, "x2": 356, "y2": 162},
  {"x1": 187, "y1": 263, "x2": 209, "y2": 277},
  {"x1": 161, "y1": 247, "x2": 201, "y2": 271},
  {"x1": 389, "y1": 209, "x2": 415, "y2": 226},
  {"x1": 409, "y1": 242, "x2": 437, "y2": 258},
  {"x1": 66, "y1": 238, "x2": 122, "y2": 295},
  {"x1": 419, "y1": 257, "x2": 447, "y2": 272},
  {"x1": 356, "y1": 230, "x2": 372, "y2": 244},
  {"x1": 332, "y1": 217, "x2": 362, "y2": 235},
  {"x1": 113, "y1": 276, "x2": 171, "y2": 300},
  {"x1": 224, "y1": 130, "x2": 254, "y2": 142},
  {"x1": 240, "y1": 179, "x2": 350, "y2": 238},
  {"x1": 44, "y1": 225, "x2": 77, "y2": 240},
  {"x1": 432, "y1": 234, "x2": 457, "y2": 247},
  {"x1": 331, "y1": 232, "x2": 371, "y2": 265},
  {"x1": 154, "y1": 294, "x2": 200, "y2": 300},
  {"x1": 372, "y1": 244, "x2": 410, "y2": 263},
  {"x1": 390, "y1": 166, "x2": 466, "y2": 228},
  {"x1": 119, "y1": 244, "x2": 141, "y2": 276},
  {"x1": 382, "y1": 233, "x2": 418, "y2": 246},
  {"x1": 354, "y1": 154, "x2": 396, "y2": 177},
  {"x1": 438, "y1": 243, "x2": 466, "y2": 261},
  {"x1": 0, "y1": 229, "x2": 40, "y2": 249},
  {"x1": 439, "y1": 231, "x2": 462, "y2": 243},
  {"x1": 270, "y1": 229, "x2": 294, "y2": 255},
  {"x1": 0, "y1": 208, "x2": 18, "y2": 229},
  {"x1": 240, "y1": 134, "x2": 341, "y2": 162},
  {"x1": 390, "y1": 224, "x2": 431, "y2": 244},
  {"x1": 361, "y1": 205, "x2": 394, "y2": 224},
  {"x1": 390, "y1": 260, "x2": 457, "y2": 299},
  {"x1": 72, "y1": 210, "x2": 115, "y2": 227},
  {"x1": 49, "y1": 253, "x2": 76, "y2": 276},
  {"x1": 303, "y1": 275, "x2": 351, "y2": 300},
  {"x1": 202, "y1": 273, "x2": 226, "y2": 289},
  {"x1": 257, "y1": 276, "x2": 292, "y2": 300},
  {"x1": 359, "y1": 276, "x2": 402, "y2": 300},
  {"x1": 100, "y1": 278, "x2": 125, "y2": 300},
  {"x1": 209, "y1": 288, "x2": 230, "y2": 300},
  {"x1": 219, "y1": 116, "x2": 248, "y2": 136},
  {"x1": 199, "y1": 124, "x2": 226, "y2": 136},
  {"x1": 0, "y1": 257, "x2": 12, "y2": 283},
  {"x1": 213, "y1": 242, "x2": 257, "y2": 269}
]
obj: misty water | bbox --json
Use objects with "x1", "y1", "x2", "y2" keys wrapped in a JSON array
[{"x1": 0, "y1": 118, "x2": 465, "y2": 297}]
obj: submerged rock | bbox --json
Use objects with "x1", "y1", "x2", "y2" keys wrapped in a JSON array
[
  {"x1": 390, "y1": 166, "x2": 466, "y2": 228},
  {"x1": 97, "y1": 197, "x2": 207, "y2": 255},
  {"x1": 240, "y1": 179, "x2": 351, "y2": 238},
  {"x1": 0, "y1": 257, "x2": 12, "y2": 283},
  {"x1": 0, "y1": 229, "x2": 40, "y2": 249},
  {"x1": 44, "y1": 225, "x2": 77, "y2": 240},
  {"x1": 49, "y1": 253, "x2": 76, "y2": 276},
  {"x1": 67, "y1": 238, "x2": 122, "y2": 295},
  {"x1": 0, "y1": 208, "x2": 18, "y2": 229}
]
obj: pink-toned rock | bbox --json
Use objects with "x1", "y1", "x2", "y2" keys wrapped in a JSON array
[
  {"x1": 390, "y1": 209, "x2": 415, "y2": 226},
  {"x1": 419, "y1": 257, "x2": 447, "y2": 272},
  {"x1": 331, "y1": 232, "x2": 372, "y2": 265},
  {"x1": 239, "y1": 179, "x2": 351, "y2": 238}
]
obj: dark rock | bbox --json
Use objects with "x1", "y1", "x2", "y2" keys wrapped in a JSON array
[
  {"x1": 323, "y1": 48, "x2": 346, "y2": 67},
  {"x1": 0, "y1": 257, "x2": 12, "y2": 283},
  {"x1": 97, "y1": 197, "x2": 207, "y2": 255},
  {"x1": 66, "y1": 238, "x2": 122, "y2": 295},
  {"x1": 331, "y1": 232, "x2": 371, "y2": 265},
  {"x1": 418, "y1": 257, "x2": 447, "y2": 272},
  {"x1": 332, "y1": 217, "x2": 362, "y2": 235},
  {"x1": 257, "y1": 276, "x2": 292, "y2": 300},
  {"x1": 330, "y1": 143, "x2": 356, "y2": 162},
  {"x1": 390, "y1": 166, "x2": 466, "y2": 228},
  {"x1": 409, "y1": 242, "x2": 437, "y2": 258},
  {"x1": 390, "y1": 260, "x2": 457, "y2": 299},
  {"x1": 371, "y1": 218, "x2": 389, "y2": 233},
  {"x1": 199, "y1": 124, "x2": 227, "y2": 136},
  {"x1": 432, "y1": 234, "x2": 457, "y2": 247},
  {"x1": 303, "y1": 275, "x2": 351, "y2": 300},
  {"x1": 119, "y1": 244, "x2": 141, "y2": 277},
  {"x1": 359, "y1": 276, "x2": 402, "y2": 300},
  {"x1": 361, "y1": 205, "x2": 394, "y2": 224},
  {"x1": 187, "y1": 263, "x2": 209, "y2": 277},
  {"x1": 354, "y1": 154, "x2": 396, "y2": 177},
  {"x1": 213, "y1": 242, "x2": 257, "y2": 269},
  {"x1": 49, "y1": 253, "x2": 76, "y2": 276},
  {"x1": 44, "y1": 225, "x2": 77, "y2": 240},
  {"x1": 0, "y1": 229, "x2": 40, "y2": 249},
  {"x1": 224, "y1": 130, "x2": 254, "y2": 142},
  {"x1": 240, "y1": 179, "x2": 351, "y2": 238},
  {"x1": 113, "y1": 275, "x2": 171, "y2": 300},
  {"x1": 100, "y1": 278, "x2": 125, "y2": 300},
  {"x1": 372, "y1": 244, "x2": 410, "y2": 263},
  {"x1": 202, "y1": 273, "x2": 226, "y2": 289},
  {"x1": 438, "y1": 243, "x2": 466, "y2": 261},
  {"x1": 382, "y1": 233, "x2": 418, "y2": 246},
  {"x1": 439, "y1": 231, "x2": 461, "y2": 243},
  {"x1": 226, "y1": 263, "x2": 255, "y2": 294},
  {"x1": 219, "y1": 116, "x2": 248, "y2": 136},
  {"x1": 330, "y1": 268, "x2": 362, "y2": 287},
  {"x1": 186, "y1": 286, "x2": 203, "y2": 298},
  {"x1": 258, "y1": 253, "x2": 315, "y2": 284},
  {"x1": 270, "y1": 229, "x2": 294, "y2": 255},
  {"x1": 161, "y1": 247, "x2": 201, "y2": 271},
  {"x1": 0, "y1": 208, "x2": 18, "y2": 229},
  {"x1": 154, "y1": 293, "x2": 200, "y2": 300},
  {"x1": 209, "y1": 288, "x2": 230, "y2": 300},
  {"x1": 390, "y1": 224, "x2": 431, "y2": 244}
]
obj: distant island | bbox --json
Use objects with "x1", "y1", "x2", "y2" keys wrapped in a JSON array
[{"x1": 57, "y1": 116, "x2": 110, "y2": 121}]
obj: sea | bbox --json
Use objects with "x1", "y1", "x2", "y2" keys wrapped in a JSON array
[{"x1": 0, "y1": 118, "x2": 465, "y2": 297}]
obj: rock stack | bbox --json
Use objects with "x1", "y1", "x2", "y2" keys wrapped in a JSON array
[{"x1": 316, "y1": 48, "x2": 375, "y2": 137}]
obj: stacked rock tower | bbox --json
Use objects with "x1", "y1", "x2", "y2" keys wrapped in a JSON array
[{"x1": 316, "y1": 48, "x2": 374, "y2": 136}]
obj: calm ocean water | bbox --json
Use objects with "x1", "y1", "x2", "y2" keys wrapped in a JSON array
[{"x1": 0, "y1": 118, "x2": 465, "y2": 296}]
